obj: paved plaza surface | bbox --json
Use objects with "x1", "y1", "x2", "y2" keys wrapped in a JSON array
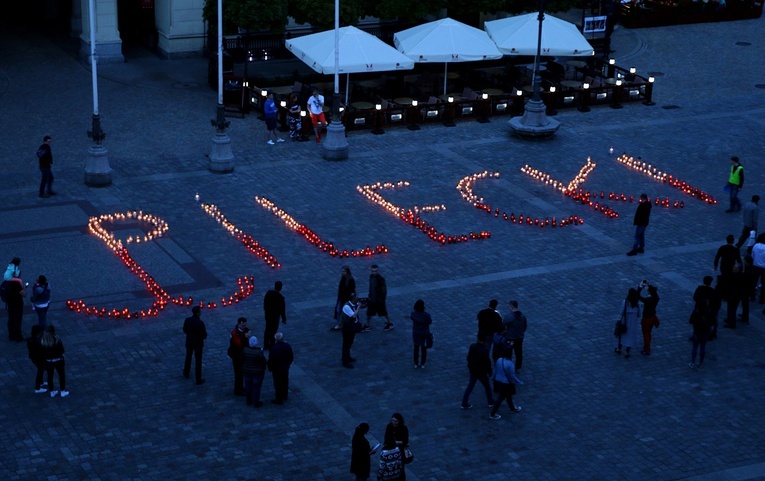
[{"x1": 1, "y1": 13, "x2": 765, "y2": 481}]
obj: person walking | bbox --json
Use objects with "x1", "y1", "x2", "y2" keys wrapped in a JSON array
[
  {"x1": 241, "y1": 336, "x2": 267, "y2": 407},
  {"x1": 489, "y1": 349, "x2": 523, "y2": 420},
  {"x1": 460, "y1": 332, "x2": 494, "y2": 410},
  {"x1": 476, "y1": 299, "x2": 503, "y2": 358},
  {"x1": 36, "y1": 135, "x2": 56, "y2": 198},
  {"x1": 366, "y1": 265, "x2": 393, "y2": 332},
  {"x1": 505, "y1": 300, "x2": 527, "y2": 370},
  {"x1": 41, "y1": 325, "x2": 67, "y2": 397},
  {"x1": 341, "y1": 293, "x2": 364, "y2": 368},
  {"x1": 639, "y1": 284, "x2": 660, "y2": 355},
  {"x1": 724, "y1": 262, "x2": 747, "y2": 329},
  {"x1": 627, "y1": 193, "x2": 652, "y2": 256},
  {"x1": 27, "y1": 325, "x2": 47, "y2": 393},
  {"x1": 263, "y1": 281, "x2": 286, "y2": 350},
  {"x1": 5, "y1": 272, "x2": 26, "y2": 342},
  {"x1": 30, "y1": 275, "x2": 51, "y2": 329},
  {"x1": 689, "y1": 299, "x2": 712, "y2": 368},
  {"x1": 267, "y1": 332, "x2": 294, "y2": 404},
  {"x1": 351, "y1": 422, "x2": 377, "y2": 481},
  {"x1": 726, "y1": 156, "x2": 744, "y2": 213},
  {"x1": 263, "y1": 93, "x2": 285, "y2": 145},
  {"x1": 227, "y1": 317, "x2": 249, "y2": 395},
  {"x1": 332, "y1": 266, "x2": 356, "y2": 331},
  {"x1": 182, "y1": 306, "x2": 207, "y2": 385},
  {"x1": 410, "y1": 299, "x2": 432, "y2": 369},
  {"x1": 693, "y1": 275, "x2": 722, "y2": 340},
  {"x1": 736, "y1": 195, "x2": 759, "y2": 250},
  {"x1": 307, "y1": 89, "x2": 327, "y2": 143},
  {"x1": 715, "y1": 234, "x2": 742, "y2": 276},
  {"x1": 614, "y1": 287, "x2": 641, "y2": 358},
  {"x1": 383, "y1": 413, "x2": 409, "y2": 478}
]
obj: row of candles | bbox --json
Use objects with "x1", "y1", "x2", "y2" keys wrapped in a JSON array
[
  {"x1": 200, "y1": 202, "x2": 281, "y2": 268},
  {"x1": 615, "y1": 154, "x2": 717, "y2": 204},
  {"x1": 254, "y1": 195, "x2": 388, "y2": 258},
  {"x1": 68, "y1": 211, "x2": 257, "y2": 318},
  {"x1": 358, "y1": 181, "x2": 492, "y2": 244}
]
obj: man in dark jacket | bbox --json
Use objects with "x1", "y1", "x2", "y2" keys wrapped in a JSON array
[
  {"x1": 37, "y1": 135, "x2": 55, "y2": 198},
  {"x1": 241, "y1": 336, "x2": 267, "y2": 407},
  {"x1": 183, "y1": 306, "x2": 208, "y2": 385},
  {"x1": 267, "y1": 332, "x2": 294, "y2": 404},
  {"x1": 505, "y1": 300, "x2": 528, "y2": 370},
  {"x1": 736, "y1": 195, "x2": 759, "y2": 250},
  {"x1": 366, "y1": 265, "x2": 392, "y2": 332},
  {"x1": 263, "y1": 281, "x2": 286, "y2": 350},
  {"x1": 460, "y1": 332, "x2": 494, "y2": 410},
  {"x1": 5, "y1": 278, "x2": 26, "y2": 342},
  {"x1": 627, "y1": 193, "x2": 652, "y2": 256},
  {"x1": 228, "y1": 317, "x2": 250, "y2": 395},
  {"x1": 476, "y1": 299, "x2": 503, "y2": 339}
]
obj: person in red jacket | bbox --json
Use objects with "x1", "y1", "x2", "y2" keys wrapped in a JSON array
[{"x1": 228, "y1": 317, "x2": 250, "y2": 396}]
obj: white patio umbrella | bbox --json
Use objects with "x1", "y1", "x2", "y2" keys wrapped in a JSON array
[
  {"x1": 393, "y1": 18, "x2": 503, "y2": 95},
  {"x1": 285, "y1": 26, "x2": 414, "y2": 104},
  {"x1": 484, "y1": 13, "x2": 594, "y2": 57}
]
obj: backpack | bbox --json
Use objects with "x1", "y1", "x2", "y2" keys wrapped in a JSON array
[
  {"x1": 36, "y1": 148, "x2": 47, "y2": 159},
  {"x1": 0, "y1": 280, "x2": 11, "y2": 303},
  {"x1": 31, "y1": 284, "x2": 50, "y2": 304}
]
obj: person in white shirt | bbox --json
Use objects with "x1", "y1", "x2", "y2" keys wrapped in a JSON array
[{"x1": 307, "y1": 89, "x2": 327, "y2": 143}]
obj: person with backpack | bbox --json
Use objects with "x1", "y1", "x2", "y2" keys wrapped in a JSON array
[
  {"x1": 30, "y1": 275, "x2": 51, "y2": 329},
  {"x1": 37, "y1": 135, "x2": 56, "y2": 198},
  {"x1": 227, "y1": 317, "x2": 250, "y2": 396}
]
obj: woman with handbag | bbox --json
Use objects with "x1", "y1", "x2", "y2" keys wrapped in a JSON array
[
  {"x1": 410, "y1": 299, "x2": 432, "y2": 369},
  {"x1": 381, "y1": 413, "x2": 409, "y2": 480},
  {"x1": 489, "y1": 348, "x2": 524, "y2": 420},
  {"x1": 615, "y1": 287, "x2": 641, "y2": 358}
]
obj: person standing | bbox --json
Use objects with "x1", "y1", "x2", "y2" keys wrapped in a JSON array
[
  {"x1": 627, "y1": 193, "x2": 652, "y2": 256},
  {"x1": 350, "y1": 423, "x2": 377, "y2": 481},
  {"x1": 751, "y1": 233, "x2": 765, "y2": 304},
  {"x1": 489, "y1": 349, "x2": 523, "y2": 420},
  {"x1": 724, "y1": 263, "x2": 747, "y2": 329},
  {"x1": 736, "y1": 195, "x2": 759, "y2": 250},
  {"x1": 383, "y1": 413, "x2": 409, "y2": 478},
  {"x1": 505, "y1": 300, "x2": 527, "y2": 370},
  {"x1": 689, "y1": 299, "x2": 712, "y2": 368},
  {"x1": 726, "y1": 156, "x2": 744, "y2": 213},
  {"x1": 639, "y1": 284, "x2": 660, "y2": 355},
  {"x1": 410, "y1": 299, "x2": 432, "y2": 369},
  {"x1": 5, "y1": 274, "x2": 26, "y2": 342},
  {"x1": 460, "y1": 332, "x2": 494, "y2": 410},
  {"x1": 263, "y1": 281, "x2": 286, "y2": 350},
  {"x1": 241, "y1": 336, "x2": 267, "y2": 407},
  {"x1": 614, "y1": 287, "x2": 641, "y2": 358},
  {"x1": 693, "y1": 276, "x2": 721, "y2": 340},
  {"x1": 267, "y1": 332, "x2": 293, "y2": 404},
  {"x1": 332, "y1": 266, "x2": 356, "y2": 331},
  {"x1": 182, "y1": 306, "x2": 207, "y2": 385},
  {"x1": 307, "y1": 89, "x2": 327, "y2": 143},
  {"x1": 341, "y1": 293, "x2": 364, "y2": 368},
  {"x1": 287, "y1": 94, "x2": 305, "y2": 141},
  {"x1": 366, "y1": 265, "x2": 393, "y2": 332},
  {"x1": 30, "y1": 275, "x2": 51, "y2": 329},
  {"x1": 27, "y1": 325, "x2": 47, "y2": 393},
  {"x1": 476, "y1": 299, "x2": 503, "y2": 355},
  {"x1": 263, "y1": 93, "x2": 285, "y2": 145},
  {"x1": 36, "y1": 135, "x2": 56, "y2": 198},
  {"x1": 227, "y1": 317, "x2": 249, "y2": 395},
  {"x1": 41, "y1": 325, "x2": 67, "y2": 397}
]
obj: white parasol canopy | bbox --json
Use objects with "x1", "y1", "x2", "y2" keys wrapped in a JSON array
[
  {"x1": 484, "y1": 13, "x2": 594, "y2": 57},
  {"x1": 393, "y1": 18, "x2": 503, "y2": 94}
]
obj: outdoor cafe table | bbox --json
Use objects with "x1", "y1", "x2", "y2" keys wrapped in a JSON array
[
  {"x1": 482, "y1": 88, "x2": 504, "y2": 97},
  {"x1": 560, "y1": 80, "x2": 583, "y2": 89},
  {"x1": 269, "y1": 86, "x2": 293, "y2": 96},
  {"x1": 351, "y1": 101, "x2": 375, "y2": 110},
  {"x1": 438, "y1": 93, "x2": 462, "y2": 101},
  {"x1": 566, "y1": 60, "x2": 587, "y2": 69},
  {"x1": 394, "y1": 97, "x2": 414, "y2": 106}
]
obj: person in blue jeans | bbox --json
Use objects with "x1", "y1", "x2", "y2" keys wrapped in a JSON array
[
  {"x1": 460, "y1": 332, "x2": 494, "y2": 410},
  {"x1": 241, "y1": 336, "x2": 267, "y2": 407},
  {"x1": 31, "y1": 275, "x2": 51, "y2": 329},
  {"x1": 627, "y1": 193, "x2": 652, "y2": 256},
  {"x1": 726, "y1": 156, "x2": 744, "y2": 213}
]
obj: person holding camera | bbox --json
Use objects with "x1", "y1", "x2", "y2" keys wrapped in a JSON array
[
  {"x1": 341, "y1": 292, "x2": 364, "y2": 368},
  {"x1": 639, "y1": 283, "x2": 660, "y2": 355}
]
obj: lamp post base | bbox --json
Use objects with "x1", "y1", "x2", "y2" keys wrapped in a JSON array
[
  {"x1": 508, "y1": 99, "x2": 560, "y2": 139},
  {"x1": 84, "y1": 143, "x2": 112, "y2": 187},
  {"x1": 209, "y1": 132, "x2": 235, "y2": 173},
  {"x1": 322, "y1": 121, "x2": 348, "y2": 161}
]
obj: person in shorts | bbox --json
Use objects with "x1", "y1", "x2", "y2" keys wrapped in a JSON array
[
  {"x1": 307, "y1": 89, "x2": 327, "y2": 143},
  {"x1": 263, "y1": 93, "x2": 284, "y2": 145}
]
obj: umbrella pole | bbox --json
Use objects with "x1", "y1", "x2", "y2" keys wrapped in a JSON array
[
  {"x1": 346, "y1": 73, "x2": 349, "y2": 105},
  {"x1": 443, "y1": 63, "x2": 447, "y2": 95}
]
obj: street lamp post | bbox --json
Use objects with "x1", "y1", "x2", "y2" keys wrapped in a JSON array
[
  {"x1": 508, "y1": 0, "x2": 560, "y2": 138},
  {"x1": 209, "y1": 0, "x2": 235, "y2": 173},
  {"x1": 84, "y1": 0, "x2": 112, "y2": 186},
  {"x1": 322, "y1": 0, "x2": 349, "y2": 160}
]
